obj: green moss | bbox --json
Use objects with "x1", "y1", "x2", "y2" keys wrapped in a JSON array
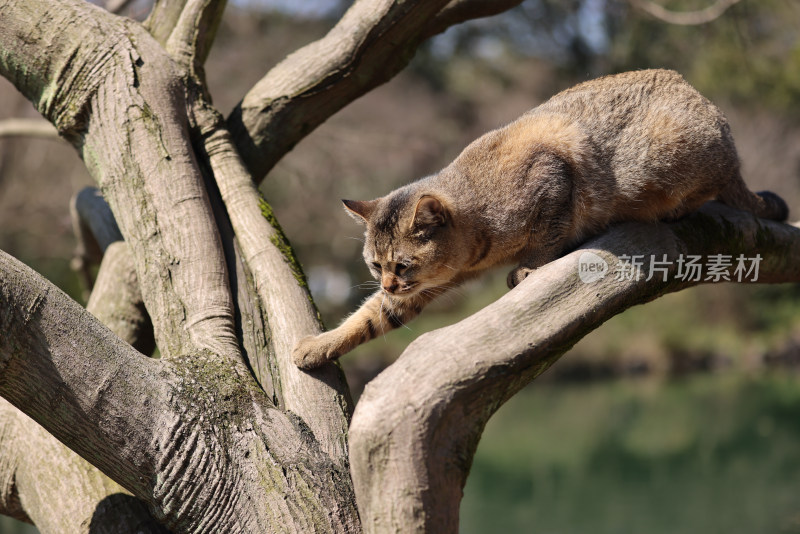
[
  {"x1": 168, "y1": 351, "x2": 257, "y2": 433},
  {"x1": 257, "y1": 195, "x2": 324, "y2": 326},
  {"x1": 257, "y1": 195, "x2": 308, "y2": 288}
]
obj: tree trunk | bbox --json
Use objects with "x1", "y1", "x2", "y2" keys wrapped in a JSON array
[{"x1": 0, "y1": 0, "x2": 797, "y2": 532}]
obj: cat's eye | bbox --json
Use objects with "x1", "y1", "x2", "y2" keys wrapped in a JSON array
[
  {"x1": 371, "y1": 262, "x2": 382, "y2": 272},
  {"x1": 394, "y1": 263, "x2": 409, "y2": 275}
]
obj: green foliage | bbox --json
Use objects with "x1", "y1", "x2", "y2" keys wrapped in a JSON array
[
  {"x1": 609, "y1": 0, "x2": 800, "y2": 113},
  {"x1": 462, "y1": 374, "x2": 800, "y2": 534},
  {"x1": 0, "y1": 516, "x2": 36, "y2": 534}
]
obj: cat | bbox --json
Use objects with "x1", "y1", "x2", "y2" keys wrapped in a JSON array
[{"x1": 292, "y1": 69, "x2": 788, "y2": 370}]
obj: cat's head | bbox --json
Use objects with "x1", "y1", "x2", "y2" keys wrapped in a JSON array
[{"x1": 343, "y1": 191, "x2": 464, "y2": 298}]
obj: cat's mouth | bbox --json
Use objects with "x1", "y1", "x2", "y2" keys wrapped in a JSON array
[{"x1": 384, "y1": 281, "x2": 419, "y2": 297}]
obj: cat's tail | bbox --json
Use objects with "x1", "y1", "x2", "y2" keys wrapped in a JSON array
[{"x1": 717, "y1": 177, "x2": 789, "y2": 222}]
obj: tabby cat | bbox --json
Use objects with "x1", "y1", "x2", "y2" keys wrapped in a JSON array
[{"x1": 292, "y1": 69, "x2": 788, "y2": 369}]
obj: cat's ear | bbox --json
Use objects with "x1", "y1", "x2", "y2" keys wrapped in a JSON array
[
  {"x1": 412, "y1": 195, "x2": 448, "y2": 228},
  {"x1": 342, "y1": 199, "x2": 378, "y2": 224}
]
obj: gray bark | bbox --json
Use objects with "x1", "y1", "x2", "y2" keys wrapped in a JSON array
[{"x1": 0, "y1": 0, "x2": 797, "y2": 533}]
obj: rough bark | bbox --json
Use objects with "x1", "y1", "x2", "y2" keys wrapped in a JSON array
[
  {"x1": 0, "y1": 399, "x2": 168, "y2": 534},
  {"x1": 0, "y1": 244, "x2": 164, "y2": 534},
  {"x1": 349, "y1": 204, "x2": 800, "y2": 532},
  {"x1": 0, "y1": 0, "x2": 358, "y2": 531},
  {"x1": 0, "y1": 249, "x2": 360, "y2": 532},
  {"x1": 1, "y1": 0, "x2": 797, "y2": 533},
  {"x1": 188, "y1": 98, "x2": 353, "y2": 459},
  {"x1": 1, "y1": 0, "x2": 241, "y2": 360}
]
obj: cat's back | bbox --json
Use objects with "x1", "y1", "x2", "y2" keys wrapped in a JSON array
[
  {"x1": 437, "y1": 69, "x2": 740, "y2": 230},
  {"x1": 534, "y1": 69, "x2": 715, "y2": 127},
  {"x1": 449, "y1": 70, "x2": 729, "y2": 184},
  {"x1": 542, "y1": 70, "x2": 731, "y2": 157}
]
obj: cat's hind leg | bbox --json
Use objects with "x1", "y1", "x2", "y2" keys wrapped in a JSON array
[
  {"x1": 506, "y1": 240, "x2": 566, "y2": 289},
  {"x1": 717, "y1": 174, "x2": 789, "y2": 222}
]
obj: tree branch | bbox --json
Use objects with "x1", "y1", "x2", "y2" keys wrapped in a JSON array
[
  {"x1": 0, "y1": 249, "x2": 173, "y2": 500},
  {"x1": 70, "y1": 187, "x2": 124, "y2": 299},
  {"x1": 350, "y1": 204, "x2": 800, "y2": 532},
  {"x1": 143, "y1": 0, "x2": 191, "y2": 47},
  {"x1": 190, "y1": 98, "x2": 353, "y2": 462},
  {"x1": 228, "y1": 0, "x2": 498, "y2": 184},
  {"x1": 0, "y1": 0, "x2": 239, "y2": 360},
  {"x1": 86, "y1": 242, "x2": 155, "y2": 356},
  {"x1": 164, "y1": 0, "x2": 227, "y2": 86},
  {"x1": 0, "y1": 118, "x2": 60, "y2": 140},
  {"x1": 423, "y1": 0, "x2": 525, "y2": 38},
  {"x1": 0, "y1": 399, "x2": 169, "y2": 533},
  {"x1": 628, "y1": 0, "x2": 743, "y2": 25},
  {"x1": 0, "y1": 248, "x2": 360, "y2": 532},
  {"x1": 0, "y1": 241, "x2": 162, "y2": 532}
]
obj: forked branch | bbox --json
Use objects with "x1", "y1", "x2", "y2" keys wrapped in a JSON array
[
  {"x1": 144, "y1": 0, "x2": 191, "y2": 46},
  {"x1": 164, "y1": 0, "x2": 228, "y2": 89},
  {"x1": 0, "y1": 0, "x2": 239, "y2": 360},
  {"x1": 350, "y1": 203, "x2": 800, "y2": 532},
  {"x1": 189, "y1": 98, "x2": 352, "y2": 462}
]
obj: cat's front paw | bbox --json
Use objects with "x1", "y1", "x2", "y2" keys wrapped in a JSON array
[
  {"x1": 507, "y1": 266, "x2": 535, "y2": 289},
  {"x1": 292, "y1": 333, "x2": 342, "y2": 370}
]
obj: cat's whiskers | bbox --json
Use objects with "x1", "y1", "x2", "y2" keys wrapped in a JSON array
[
  {"x1": 420, "y1": 287, "x2": 458, "y2": 305},
  {"x1": 352, "y1": 281, "x2": 381, "y2": 290},
  {"x1": 418, "y1": 280, "x2": 467, "y2": 306},
  {"x1": 378, "y1": 292, "x2": 388, "y2": 342},
  {"x1": 425, "y1": 280, "x2": 466, "y2": 297}
]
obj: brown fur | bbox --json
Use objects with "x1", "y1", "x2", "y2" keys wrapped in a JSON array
[{"x1": 292, "y1": 69, "x2": 788, "y2": 369}]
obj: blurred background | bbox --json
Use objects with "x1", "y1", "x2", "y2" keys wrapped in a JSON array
[{"x1": 1, "y1": 0, "x2": 799, "y2": 532}]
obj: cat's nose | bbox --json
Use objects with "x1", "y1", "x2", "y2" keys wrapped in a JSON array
[{"x1": 382, "y1": 280, "x2": 399, "y2": 294}]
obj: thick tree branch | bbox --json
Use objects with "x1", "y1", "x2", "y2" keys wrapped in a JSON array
[
  {"x1": 0, "y1": 399, "x2": 169, "y2": 534},
  {"x1": 228, "y1": 0, "x2": 519, "y2": 184},
  {"x1": 350, "y1": 203, "x2": 800, "y2": 533},
  {"x1": 0, "y1": 249, "x2": 360, "y2": 532},
  {"x1": 0, "y1": 0, "x2": 239, "y2": 360},
  {"x1": 0, "y1": 244, "x2": 162, "y2": 532},
  {"x1": 0, "y1": 250, "x2": 173, "y2": 500},
  {"x1": 190, "y1": 99, "x2": 352, "y2": 462},
  {"x1": 164, "y1": 0, "x2": 227, "y2": 88}
]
